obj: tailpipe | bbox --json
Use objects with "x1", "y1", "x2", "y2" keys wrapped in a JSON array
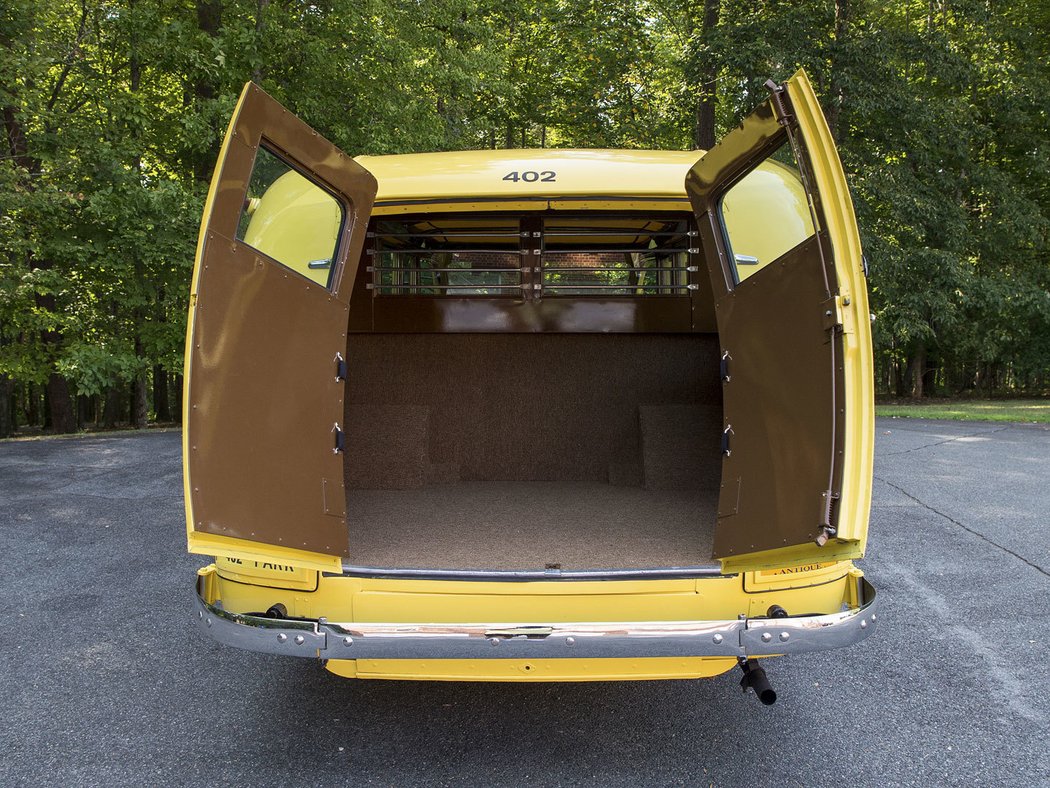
[{"x1": 739, "y1": 658, "x2": 777, "y2": 705}]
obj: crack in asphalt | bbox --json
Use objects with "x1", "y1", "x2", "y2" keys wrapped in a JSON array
[
  {"x1": 875, "y1": 475, "x2": 1050, "y2": 578},
  {"x1": 873, "y1": 557, "x2": 1044, "y2": 724},
  {"x1": 878, "y1": 425, "x2": 1010, "y2": 457}
]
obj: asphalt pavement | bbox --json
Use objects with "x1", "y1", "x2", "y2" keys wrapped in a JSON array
[{"x1": 1, "y1": 418, "x2": 1048, "y2": 787}]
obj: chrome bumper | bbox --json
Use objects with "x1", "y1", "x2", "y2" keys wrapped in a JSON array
[{"x1": 194, "y1": 576, "x2": 877, "y2": 661}]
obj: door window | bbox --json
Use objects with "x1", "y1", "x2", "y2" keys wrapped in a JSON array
[
  {"x1": 719, "y1": 140, "x2": 817, "y2": 283},
  {"x1": 236, "y1": 145, "x2": 345, "y2": 287}
]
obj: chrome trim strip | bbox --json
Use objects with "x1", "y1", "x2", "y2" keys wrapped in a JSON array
[
  {"x1": 194, "y1": 578, "x2": 877, "y2": 661},
  {"x1": 333, "y1": 563, "x2": 726, "y2": 582},
  {"x1": 373, "y1": 195, "x2": 688, "y2": 208}
]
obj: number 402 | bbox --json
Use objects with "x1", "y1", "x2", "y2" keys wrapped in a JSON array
[{"x1": 503, "y1": 170, "x2": 556, "y2": 183}]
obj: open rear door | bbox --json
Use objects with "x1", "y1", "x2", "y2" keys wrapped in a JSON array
[
  {"x1": 686, "y1": 69, "x2": 874, "y2": 573},
  {"x1": 184, "y1": 83, "x2": 377, "y2": 571}
]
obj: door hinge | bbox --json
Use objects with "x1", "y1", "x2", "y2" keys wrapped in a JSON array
[
  {"x1": 764, "y1": 79, "x2": 793, "y2": 126},
  {"x1": 334, "y1": 352, "x2": 347, "y2": 382},
  {"x1": 332, "y1": 423, "x2": 345, "y2": 454}
]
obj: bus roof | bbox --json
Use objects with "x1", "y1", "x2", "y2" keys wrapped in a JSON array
[{"x1": 355, "y1": 149, "x2": 703, "y2": 206}]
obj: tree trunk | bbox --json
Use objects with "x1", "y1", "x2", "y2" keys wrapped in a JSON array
[
  {"x1": 908, "y1": 346, "x2": 926, "y2": 399},
  {"x1": 0, "y1": 374, "x2": 13, "y2": 438},
  {"x1": 251, "y1": 0, "x2": 270, "y2": 83},
  {"x1": 174, "y1": 373, "x2": 184, "y2": 424},
  {"x1": 153, "y1": 365, "x2": 170, "y2": 422},
  {"x1": 26, "y1": 383, "x2": 40, "y2": 426},
  {"x1": 826, "y1": 0, "x2": 849, "y2": 141},
  {"x1": 46, "y1": 372, "x2": 76, "y2": 433},
  {"x1": 131, "y1": 374, "x2": 149, "y2": 428},
  {"x1": 695, "y1": 0, "x2": 720, "y2": 150},
  {"x1": 102, "y1": 386, "x2": 123, "y2": 428},
  {"x1": 193, "y1": 0, "x2": 224, "y2": 184}
]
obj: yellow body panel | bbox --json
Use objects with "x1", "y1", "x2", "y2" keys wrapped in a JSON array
[
  {"x1": 325, "y1": 657, "x2": 740, "y2": 682},
  {"x1": 786, "y1": 72, "x2": 875, "y2": 551},
  {"x1": 356, "y1": 149, "x2": 702, "y2": 204}
]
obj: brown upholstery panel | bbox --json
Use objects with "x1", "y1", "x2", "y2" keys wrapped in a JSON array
[{"x1": 344, "y1": 334, "x2": 721, "y2": 490}]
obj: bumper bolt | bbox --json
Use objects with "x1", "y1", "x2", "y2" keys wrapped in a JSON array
[
  {"x1": 294, "y1": 635, "x2": 305, "y2": 645},
  {"x1": 761, "y1": 632, "x2": 773, "y2": 643},
  {"x1": 713, "y1": 634, "x2": 723, "y2": 645},
  {"x1": 343, "y1": 636, "x2": 353, "y2": 647},
  {"x1": 779, "y1": 632, "x2": 790, "y2": 642},
  {"x1": 277, "y1": 633, "x2": 287, "y2": 643}
]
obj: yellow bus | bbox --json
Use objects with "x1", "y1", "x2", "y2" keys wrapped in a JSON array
[{"x1": 186, "y1": 70, "x2": 875, "y2": 703}]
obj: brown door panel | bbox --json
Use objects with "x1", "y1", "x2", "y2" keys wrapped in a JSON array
[
  {"x1": 686, "y1": 74, "x2": 846, "y2": 565},
  {"x1": 186, "y1": 83, "x2": 376, "y2": 559},
  {"x1": 711, "y1": 236, "x2": 841, "y2": 557},
  {"x1": 189, "y1": 237, "x2": 349, "y2": 555}
]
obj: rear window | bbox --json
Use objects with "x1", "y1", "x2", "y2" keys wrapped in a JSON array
[{"x1": 367, "y1": 214, "x2": 698, "y2": 297}]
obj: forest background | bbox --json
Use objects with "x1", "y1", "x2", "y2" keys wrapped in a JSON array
[{"x1": 1, "y1": 0, "x2": 1048, "y2": 435}]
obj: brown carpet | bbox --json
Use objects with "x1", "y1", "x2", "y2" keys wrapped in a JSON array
[
  {"x1": 347, "y1": 481, "x2": 718, "y2": 570},
  {"x1": 344, "y1": 333, "x2": 723, "y2": 489}
]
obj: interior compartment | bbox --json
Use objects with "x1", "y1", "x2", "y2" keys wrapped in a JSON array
[{"x1": 344, "y1": 334, "x2": 722, "y2": 570}]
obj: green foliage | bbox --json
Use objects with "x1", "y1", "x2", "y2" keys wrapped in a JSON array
[{"x1": 1, "y1": 0, "x2": 1048, "y2": 433}]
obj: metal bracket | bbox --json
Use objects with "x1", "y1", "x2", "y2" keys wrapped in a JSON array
[{"x1": 821, "y1": 296, "x2": 844, "y2": 331}]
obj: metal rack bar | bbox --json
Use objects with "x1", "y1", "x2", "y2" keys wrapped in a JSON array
[
  {"x1": 369, "y1": 231, "x2": 523, "y2": 238},
  {"x1": 369, "y1": 248, "x2": 524, "y2": 256},
  {"x1": 540, "y1": 247, "x2": 698, "y2": 255},
  {"x1": 369, "y1": 266, "x2": 527, "y2": 274},
  {"x1": 540, "y1": 283, "x2": 699, "y2": 291},
  {"x1": 367, "y1": 283, "x2": 527, "y2": 291},
  {"x1": 542, "y1": 265, "x2": 698, "y2": 273},
  {"x1": 540, "y1": 230, "x2": 696, "y2": 238}
]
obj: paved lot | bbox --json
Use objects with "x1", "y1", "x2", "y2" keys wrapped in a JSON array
[{"x1": 1, "y1": 419, "x2": 1048, "y2": 787}]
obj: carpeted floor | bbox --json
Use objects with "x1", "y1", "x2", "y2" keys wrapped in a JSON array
[{"x1": 347, "y1": 481, "x2": 718, "y2": 570}]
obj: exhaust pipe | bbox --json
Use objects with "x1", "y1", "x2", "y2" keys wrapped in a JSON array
[{"x1": 739, "y1": 658, "x2": 777, "y2": 705}]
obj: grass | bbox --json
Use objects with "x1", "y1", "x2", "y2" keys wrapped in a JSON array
[{"x1": 875, "y1": 398, "x2": 1050, "y2": 423}]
